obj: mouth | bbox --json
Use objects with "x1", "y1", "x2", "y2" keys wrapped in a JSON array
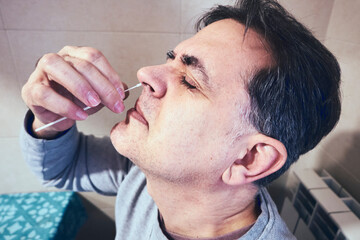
[{"x1": 126, "y1": 99, "x2": 148, "y2": 127}]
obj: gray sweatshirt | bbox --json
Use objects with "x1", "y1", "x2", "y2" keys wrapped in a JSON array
[{"x1": 20, "y1": 112, "x2": 295, "y2": 240}]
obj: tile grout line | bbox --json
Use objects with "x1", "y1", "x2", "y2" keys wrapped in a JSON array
[
  {"x1": 180, "y1": 0, "x2": 184, "y2": 42},
  {"x1": 0, "y1": 3, "x2": 22, "y2": 92},
  {"x1": 323, "y1": 0, "x2": 337, "y2": 42},
  {"x1": 1, "y1": 4, "x2": 23, "y2": 92},
  {"x1": 3, "y1": 28, "x2": 195, "y2": 35},
  {"x1": 5, "y1": 30, "x2": 24, "y2": 103},
  {"x1": 0, "y1": 1, "x2": 5, "y2": 30},
  {"x1": 324, "y1": 37, "x2": 360, "y2": 47},
  {"x1": 180, "y1": 0, "x2": 183, "y2": 35},
  {"x1": 0, "y1": 136, "x2": 19, "y2": 139}
]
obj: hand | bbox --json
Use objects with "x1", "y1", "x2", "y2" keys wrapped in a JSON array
[{"x1": 22, "y1": 46, "x2": 126, "y2": 138}]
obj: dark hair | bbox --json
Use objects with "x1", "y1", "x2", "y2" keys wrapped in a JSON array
[{"x1": 196, "y1": 0, "x2": 341, "y2": 185}]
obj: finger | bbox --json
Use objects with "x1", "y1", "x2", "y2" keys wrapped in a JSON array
[
  {"x1": 32, "y1": 110, "x2": 75, "y2": 134},
  {"x1": 33, "y1": 107, "x2": 65, "y2": 124},
  {"x1": 31, "y1": 83, "x2": 89, "y2": 121},
  {"x1": 63, "y1": 55, "x2": 125, "y2": 113},
  {"x1": 37, "y1": 53, "x2": 101, "y2": 108},
  {"x1": 58, "y1": 46, "x2": 125, "y2": 99}
]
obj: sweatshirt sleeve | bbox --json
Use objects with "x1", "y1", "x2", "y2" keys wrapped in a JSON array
[{"x1": 19, "y1": 111, "x2": 133, "y2": 196}]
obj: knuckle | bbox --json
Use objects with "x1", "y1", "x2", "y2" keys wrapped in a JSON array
[
  {"x1": 58, "y1": 45, "x2": 76, "y2": 55},
  {"x1": 23, "y1": 71, "x2": 48, "y2": 105},
  {"x1": 83, "y1": 48, "x2": 103, "y2": 62},
  {"x1": 33, "y1": 85, "x2": 50, "y2": 104},
  {"x1": 39, "y1": 53, "x2": 59, "y2": 68},
  {"x1": 61, "y1": 45, "x2": 72, "y2": 52},
  {"x1": 21, "y1": 84, "x2": 29, "y2": 102},
  {"x1": 76, "y1": 60, "x2": 94, "y2": 73}
]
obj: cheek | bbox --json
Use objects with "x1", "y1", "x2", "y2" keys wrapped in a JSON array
[{"x1": 148, "y1": 103, "x2": 230, "y2": 160}]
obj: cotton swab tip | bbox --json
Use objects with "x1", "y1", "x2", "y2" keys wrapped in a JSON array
[{"x1": 126, "y1": 83, "x2": 142, "y2": 91}]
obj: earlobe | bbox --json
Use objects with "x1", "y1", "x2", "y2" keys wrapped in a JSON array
[{"x1": 222, "y1": 134, "x2": 287, "y2": 185}]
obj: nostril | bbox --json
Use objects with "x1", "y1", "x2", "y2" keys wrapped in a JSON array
[{"x1": 143, "y1": 82, "x2": 155, "y2": 92}]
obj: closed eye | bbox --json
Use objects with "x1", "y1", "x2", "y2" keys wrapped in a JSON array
[
  {"x1": 167, "y1": 50, "x2": 198, "y2": 90},
  {"x1": 181, "y1": 77, "x2": 196, "y2": 89}
]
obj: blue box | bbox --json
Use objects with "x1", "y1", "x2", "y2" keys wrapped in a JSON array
[{"x1": 0, "y1": 191, "x2": 87, "y2": 240}]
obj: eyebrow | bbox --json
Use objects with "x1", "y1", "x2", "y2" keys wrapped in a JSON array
[{"x1": 167, "y1": 50, "x2": 210, "y2": 90}]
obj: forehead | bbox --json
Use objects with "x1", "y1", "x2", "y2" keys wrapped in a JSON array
[{"x1": 175, "y1": 19, "x2": 272, "y2": 89}]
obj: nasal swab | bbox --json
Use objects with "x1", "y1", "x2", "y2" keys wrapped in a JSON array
[{"x1": 35, "y1": 83, "x2": 142, "y2": 132}]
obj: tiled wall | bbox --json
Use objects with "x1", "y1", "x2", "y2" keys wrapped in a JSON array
[
  {"x1": 278, "y1": 0, "x2": 334, "y2": 41},
  {"x1": 1, "y1": 0, "x2": 358, "y2": 236},
  {"x1": 291, "y1": 0, "x2": 360, "y2": 203}
]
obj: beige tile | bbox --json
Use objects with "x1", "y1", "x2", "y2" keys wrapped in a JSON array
[
  {"x1": 0, "y1": 0, "x2": 180, "y2": 33},
  {"x1": 8, "y1": 30, "x2": 180, "y2": 136},
  {"x1": 180, "y1": 33, "x2": 194, "y2": 41},
  {"x1": 278, "y1": 0, "x2": 334, "y2": 41},
  {"x1": 100, "y1": 207, "x2": 116, "y2": 221},
  {"x1": 319, "y1": 130, "x2": 360, "y2": 182},
  {"x1": 0, "y1": 31, "x2": 17, "y2": 86},
  {"x1": 182, "y1": 0, "x2": 333, "y2": 41},
  {"x1": 0, "y1": 31, "x2": 28, "y2": 138},
  {"x1": 327, "y1": 0, "x2": 360, "y2": 43},
  {"x1": 78, "y1": 192, "x2": 116, "y2": 209},
  {"x1": 293, "y1": 146, "x2": 325, "y2": 171},
  {"x1": 0, "y1": 10, "x2": 4, "y2": 29},
  {"x1": 0, "y1": 88, "x2": 26, "y2": 138},
  {"x1": 0, "y1": 137, "x2": 50, "y2": 193},
  {"x1": 181, "y1": 0, "x2": 236, "y2": 34}
]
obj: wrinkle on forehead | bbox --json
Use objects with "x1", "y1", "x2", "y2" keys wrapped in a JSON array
[
  {"x1": 175, "y1": 18, "x2": 273, "y2": 100},
  {"x1": 199, "y1": 19, "x2": 273, "y2": 81}
]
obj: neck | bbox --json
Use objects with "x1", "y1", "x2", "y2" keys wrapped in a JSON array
[{"x1": 146, "y1": 176, "x2": 260, "y2": 238}]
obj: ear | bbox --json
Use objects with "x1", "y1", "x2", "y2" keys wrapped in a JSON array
[{"x1": 222, "y1": 134, "x2": 287, "y2": 185}]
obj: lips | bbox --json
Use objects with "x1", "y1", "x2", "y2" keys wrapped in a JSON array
[{"x1": 127, "y1": 99, "x2": 148, "y2": 126}]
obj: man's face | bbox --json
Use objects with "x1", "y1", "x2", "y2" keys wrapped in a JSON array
[{"x1": 110, "y1": 19, "x2": 272, "y2": 184}]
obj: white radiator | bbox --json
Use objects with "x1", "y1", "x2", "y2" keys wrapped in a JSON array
[{"x1": 280, "y1": 169, "x2": 360, "y2": 240}]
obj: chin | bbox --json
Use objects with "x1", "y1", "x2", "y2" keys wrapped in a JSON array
[
  {"x1": 110, "y1": 121, "x2": 127, "y2": 152},
  {"x1": 110, "y1": 118, "x2": 126, "y2": 134},
  {"x1": 110, "y1": 120, "x2": 144, "y2": 161}
]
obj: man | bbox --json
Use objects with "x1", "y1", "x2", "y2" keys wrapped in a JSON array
[{"x1": 20, "y1": 0, "x2": 341, "y2": 239}]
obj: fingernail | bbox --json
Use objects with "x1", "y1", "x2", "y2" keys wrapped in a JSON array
[
  {"x1": 76, "y1": 110, "x2": 88, "y2": 120},
  {"x1": 114, "y1": 100, "x2": 124, "y2": 113},
  {"x1": 117, "y1": 87, "x2": 125, "y2": 100},
  {"x1": 87, "y1": 91, "x2": 100, "y2": 107}
]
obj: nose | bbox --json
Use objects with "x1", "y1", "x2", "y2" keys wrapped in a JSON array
[{"x1": 137, "y1": 65, "x2": 167, "y2": 98}]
